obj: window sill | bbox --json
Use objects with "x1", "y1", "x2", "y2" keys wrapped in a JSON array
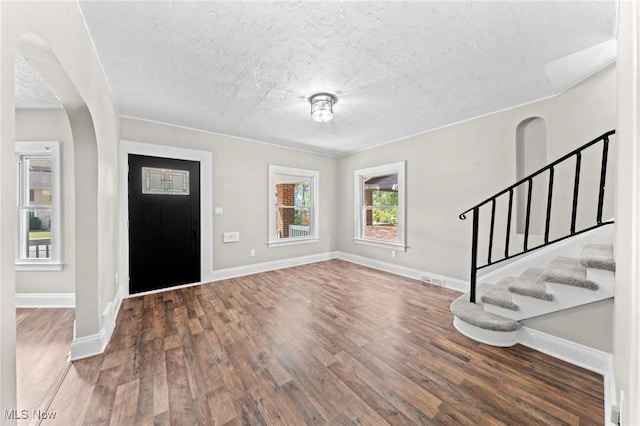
[
  {"x1": 268, "y1": 237, "x2": 319, "y2": 248},
  {"x1": 354, "y1": 238, "x2": 407, "y2": 251},
  {"x1": 15, "y1": 262, "x2": 64, "y2": 272}
]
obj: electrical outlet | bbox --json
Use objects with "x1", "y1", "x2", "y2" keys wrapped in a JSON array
[
  {"x1": 250, "y1": 249, "x2": 255, "y2": 257},
  {"x1": 391, "y1": 250, "x2": 397, "y2": 258}
]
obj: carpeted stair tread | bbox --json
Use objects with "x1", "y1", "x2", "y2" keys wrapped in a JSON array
[
  {"x1": 541, "y1": 257, "x2": 598, "y2": 290},
  {"x1": 479, "y1": 279, "x2": 519, "y2": 311},
  {"x1": 507, "y1": 268, "x2": 554, "y2": 301},
  {"x1": 580, "y1": 244, "x2": 615, "y2": 272},
  {"x1": 450, "y1": 294, "x2": 520, "y2": 332}
]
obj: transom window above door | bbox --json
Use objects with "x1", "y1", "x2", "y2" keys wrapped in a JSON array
[{"x1": 268, "y1": 165, "x2": 319, "y2": 247}]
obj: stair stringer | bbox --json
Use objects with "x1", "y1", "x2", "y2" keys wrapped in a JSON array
[{"x1": 485, "y1": 275, "x2": 614, "y2": 320}]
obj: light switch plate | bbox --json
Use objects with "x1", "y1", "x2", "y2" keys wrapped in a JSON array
[{"x1": 214, "y1": 207, "x2": 223, "y2": 215}]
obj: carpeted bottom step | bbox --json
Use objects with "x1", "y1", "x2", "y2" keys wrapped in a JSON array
[
  {"x1": 541, "y1": 257, "x2": 598, "y2": 290},
  {"x1": 507, "y1": 268, "x2": 554, "y2": 301},
  {"x1": 450, "y1": 294, "x2": 520, "y2": 332},
  {"x1": 580, "y1": 244, "x2": 615, "y2": 272}
]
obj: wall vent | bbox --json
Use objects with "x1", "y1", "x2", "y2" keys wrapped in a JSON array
[
  {"x1": 420, "y1": 276, "x2": 445, "y2": 287},
  {"x1": 432, "y1": 278, "x2": 445, "y2": 287},
  {"x1": 420, "y1": 276, "x2": 432, "y2": 284}
]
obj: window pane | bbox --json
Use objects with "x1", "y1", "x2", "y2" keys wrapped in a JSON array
[
  {"x1": 16, "y1": 142, "x2": 61, "y2": 266},
  {"x1": 275, "y1": 176, "x2": 311, "y2": 207},
  {"x1": 276, "y1": 206, "x2": 311, "y2": 239},
  {"x1": 362, "y1": 173, "x2": 399, "y2": 242},
  {"x1": 18, "y1": 208, "x2": 52, "y2": 259},
  {"x1": 371, "y1": 190, "x2": 398, "y2": 208},
  {"x1": 25, "y1": 157, "x2": 52, "y2": 207},
  {"x1": 269, "y1": 165, "x2": 319, "y2": 246},
  {"x1": 294, "y1": 180, "x2": 311, "y2": 207},
  {"x1": 274, "y1": 175, "x2": 312, "y2": 239},
  {"x1": 362, "y1": 207, "x2": 398, "y2": 242},
  {"x1": 364, "y1": 174, "x2": 398, "y2": 193}
]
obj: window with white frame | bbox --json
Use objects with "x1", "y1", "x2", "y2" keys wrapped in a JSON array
[
  {"x1": 268, "y1": 165, "x2": 319, "y2": 247},
  {"x1": 354, "y1": 161, "x2": 406, "y2": 250},
  {"x1": 16, "y1": 141, "x2": 62, "y2": 270}
]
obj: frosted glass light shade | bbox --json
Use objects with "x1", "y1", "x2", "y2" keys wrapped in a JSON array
[{"x1": 309, "y1": 93, "x2": 336, "y2": 123}]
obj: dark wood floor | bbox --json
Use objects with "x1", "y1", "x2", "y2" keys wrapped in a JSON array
[
  {"x1": 16, "y1": 308, "x2": 74, "y2": 425},
  {"x1": 47, "y1": 259, "x2": 603, "y2": 425}
]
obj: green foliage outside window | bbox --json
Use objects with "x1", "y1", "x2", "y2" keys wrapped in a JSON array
[
  {"x1": 294, "y1": 181, "x2": 310, "y2": 226},
  {"x1": 372, "y1": 190, "x2": 398, "y2": 226},
  {"x1": 28, "y1": 211, "x2": 44, "y2": 230}
]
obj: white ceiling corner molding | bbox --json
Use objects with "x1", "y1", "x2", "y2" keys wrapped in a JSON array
[{"x1": 544, "y1": 39, "x2": 617, "y2": 94}]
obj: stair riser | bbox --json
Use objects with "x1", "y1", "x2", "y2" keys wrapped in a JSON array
[
  {"x1": 547, "y1": 279, "x2": 614, "y2": 299},
  {"x1": 587, "y1": 268, "x2": 615, "y2": 289},
  {"x1": 485, "y1": 291, "x2": 613, "y2": 320},
  {"x1": 485, "y1": 295, "x2": 561, "y2": 320},
  {"x1": 453, "y1": 317, "x2": 519, "y2": 347}
]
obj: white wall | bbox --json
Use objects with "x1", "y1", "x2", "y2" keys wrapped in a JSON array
[
  {"x1": 119, "y1": 117, "x2": 338, "y2": 272},
  {"x1": 15, "y1": 108, "x2": 75, "y2": 294},
  {"x1": 615, "y1": 1, "x2": 640, "y2": 424},
  {"x1": 522, "y1": 299, "x2": 613, "y2": 352},
  {"x1": 1, "y1": 1, "x2": 119, "y2": 417}
]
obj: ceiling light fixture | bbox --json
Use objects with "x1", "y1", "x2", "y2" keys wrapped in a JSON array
[{"x1": 309, "y1": 93, "x2": 337, "y2": 123}]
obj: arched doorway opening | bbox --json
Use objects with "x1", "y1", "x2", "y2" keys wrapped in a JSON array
[{"x1": 12, "y1": 32, "x2": 99, "y2": 414}]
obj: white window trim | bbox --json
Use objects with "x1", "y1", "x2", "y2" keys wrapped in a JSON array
[
  {"x1": 15, "y1": 141, "x2": 63, "y2": 271},
  {"x1": 354, "y1": 161, "x2": 406, "y2": 251},
  {"x1": 268, "y1": 165, "x2": 319, "y2": 247}
]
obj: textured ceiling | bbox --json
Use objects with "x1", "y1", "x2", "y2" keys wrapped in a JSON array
[
  {"x1": 58, "y1": 2, "x2": 615, "y2": 155},
  {"x1": 15, "y1": 53, "x2": 62, "y2": 109}
]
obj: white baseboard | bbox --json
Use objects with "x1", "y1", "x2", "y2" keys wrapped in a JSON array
[
  {"x1": 210, "y1": 251, "x2": 340, "y2": 281},
  {"x1": 70, "y1": 285, "x2": 123, "y2": 361},
  {"x1": 101, "y1": 284, "x2": 124, "y2": 339},
  {"x1": 15, "y1": 292, "x2": 75, "y2": 308},
  {"x1": 519, "y1": 326, "x2": 616, "y2": 426},
  {"x1": 335, "y1": 251, "x2": 469, "y2": 293},
  {"x1": 209, "y1": 249, "x2": 469, "y2": 293},
  {"x1": 208, "y1": 250, "x2": 468, "y2": 293},
  {"x1": 69, "y1": 328, "x2": 105, "y2": 361}
]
